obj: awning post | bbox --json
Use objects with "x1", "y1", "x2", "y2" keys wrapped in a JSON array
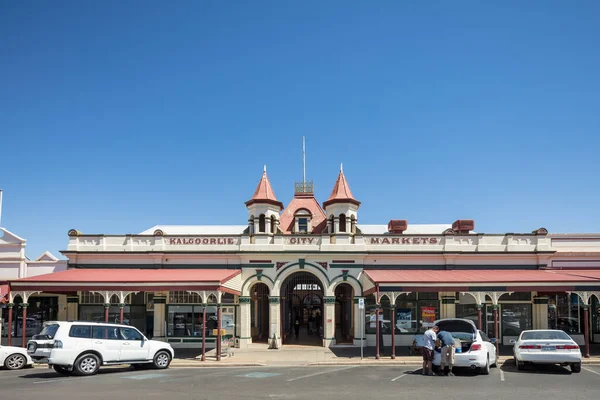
[
  {"x1": 21, "y1": 303, "x2": 29, "y2": 348},
  {"x1": 583, "y1": 305, "x2": 590, "y2": 358},
  {"x1": 7, "y1": 303, "x2": 13, "y2": 346},
  {"x1": 217, "y1": 304, "x2": 222, "y2": 361},
  {"x1": 201, "y1": 303, "x2": 207, "y2": 361}
]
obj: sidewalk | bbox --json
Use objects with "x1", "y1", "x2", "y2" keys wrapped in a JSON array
[{"x1": 170, "y1": 345, "x2": 600, "y2": 367}]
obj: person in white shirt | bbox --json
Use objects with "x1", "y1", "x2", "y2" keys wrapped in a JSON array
[{"x1": 422, "y1": 325, "x2": 440, "y2": 376}]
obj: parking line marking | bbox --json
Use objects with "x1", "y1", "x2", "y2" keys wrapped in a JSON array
[
  {"x1": 500, "y1": 369, "x2": 505, "y2": 381},
  {"x1": 391, "y1": 374, "x2": 407, "y2": 381},
  {"x1": 583, "y1": 367, "x2": 600, "y2": 376},
  {"x1": 286, "y1": 366, "x2": 357, "y2": 382}
]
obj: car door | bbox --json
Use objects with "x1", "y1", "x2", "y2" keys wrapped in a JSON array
[
  {"x1": 479, "y1": 330, "x2": 496, "y2": 363},
  {"x1": 118, "y1": 327, "x2": 150, "y2": 361},
  {"x1": 92, "y1": 325, "x2": 122, "y2": 362}
]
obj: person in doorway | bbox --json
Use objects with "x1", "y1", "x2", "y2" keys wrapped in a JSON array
[
  {"x1": 437, "y1": 328, "x2": 455, "y2": 376},
  {"x1": 294, "y1": 316, "x2": 300, "y2": 340},
  {"x1": 315, "y1": 310, "x2": 322, "y2": 337},
  {"x1": 422, "y1": 325, "x2": 439, "y2": 376}
]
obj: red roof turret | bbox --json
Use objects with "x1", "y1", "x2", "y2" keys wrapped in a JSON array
[
  {"x1": 245, "y1": 166, "x2": 284, "y2": 210},
  {"x1": 323, "y1": 165, "x2": 360, "y2": 208}
]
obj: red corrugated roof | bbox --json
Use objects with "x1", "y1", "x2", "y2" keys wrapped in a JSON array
[
  {"x1": 12, "y1": 269, "x2": 241, "y2": 284},
  {"x1": 554, "y1": 270, "x2": 600, "y2": 280},
  {"x1": 0, "y1": 284, "x2": 8, "y2": 295},
  {"x1": 364, "y1": 269, "x2": 600, "y2": 284},
  {"x1": 280, "y1": 193, "x2": 327, "y2": 234}
]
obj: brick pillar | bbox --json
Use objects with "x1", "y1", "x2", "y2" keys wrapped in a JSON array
[
  {"x1": 323, "y1": 296, "x2": 336, "y2": 347},
  {"x1": 66, "y1": 296, "x2": 79, "y2": 321},
  {"x1": 153, "y1": 295, "x2": 167, "y2": 339},
  {"x1": 268, "y1": 296, "x2": 281, "y2": 348},
  {"x1": 238, "y1": 296, "x2": 251, "y2": 348}
]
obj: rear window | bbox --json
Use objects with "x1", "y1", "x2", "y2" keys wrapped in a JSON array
[
  {"x1": 69, "y1": 325, "x2": 92, "y2": 338},
  {"x1": 521, "y1": 331, "x2": 571, "y2": 340},
  {"x1": 39, "y1": 324, "x2": 60, "y2": 339}
]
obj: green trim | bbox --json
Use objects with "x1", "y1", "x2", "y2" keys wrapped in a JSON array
[
  {"x1": 324, "y1": 337, "x2": 336, "y2": 340},
  {"x1": 67, "y1": 297, "x2": 79, "y2": 304},
  {"x1": 441, "y1": 297, "x2": 456, "y2": 304},
  {"x1": 533, "y1": 297, "x2": 549, "y2": 304},
  {"x1": 241, "y1": 264, "x2": 274, "y2": 269},
  {"x1": 492, "y1": 304, "x2": 499, "y2": 310},
  {"x1": 330, "y1": 274, "x2": 363, "y2": 292},
  {"x1": 238, "y1": 296, "x2": 251, "y2": 304},
  {"x1": 7, "y1": 303, "x2": 14, "y2": 308},
  {"x1": 583, "y1": 304, "x2": 590, "y2": 310},
  {"x1": 241, "y1": 274, "x2": 275, "y2": 293},
  {"x1": 330, "y1": 264, "x2": 364, "y2": 269},
  {"x1": 353, "y1": 297, "x2": 365, "y2": 304},
  {"x1": 323, "y1": 296, "x2": 336, "y2": 304},
  {"x1": 103, "y1": 303, "x2": 111, "y2": 308},
  {"x1": 268, "y1": 297, "x2": 280, "y2": 304},
  {"x1": 239, "y1": 337, "x2": 252, "y2": 339},
  {"x1": 21, "y1": 303, "x2": 29, "y2": 308},
  {"x1": 154, "y1": 297, "x2": 166, "y2": 304},
  {"x1": 275, "y1": 262, "x2": 331, "y2": 285}
]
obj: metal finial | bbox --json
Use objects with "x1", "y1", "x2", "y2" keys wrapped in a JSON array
[
  {"x1": 263, "y1": 164, "x2": 267, "y2": 173},
  {"x1": 340, "y1": 163, "x2": 343, "y2": 173}
]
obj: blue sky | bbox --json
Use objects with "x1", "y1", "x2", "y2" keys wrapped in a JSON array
[{"x1": 1, "y1": 1, "x2": 599, "y2": 259}]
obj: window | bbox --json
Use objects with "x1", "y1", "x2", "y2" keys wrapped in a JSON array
[
  {"x1": 270, "y1": 216, "x2": 277, "y2": 234},
  {"x1": 120, "y1": 327, "x2": 143, "y2": 341},
  {"x1": 548, "y1": 293, "x2": 583, "y2": 334},
  {"x1": 364, "y1": 292, "x2": 440, "y2": 334},
  {"x1": 93, "y1": 326, "x2": 120, "y2": 340},
  {"x1": 69, "y1": 325, "x2": 92, "y2": 338},
  {"x1": 258, "y1": 214, "x2": 266, "y2": 233},
  {"x1": 298, "y1": 218, "x2": 308, "y2": 233},
  {"x1": 501, "y1": 304, "x2": 532, "y2": 337},
  {"x1": 339, "y1": 214, "x2": 347, "y2": 233}
]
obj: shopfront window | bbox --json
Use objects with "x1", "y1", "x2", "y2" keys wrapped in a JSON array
[
  {"x1": 166, "y1": 303, "x2": 236, "y2": 339},
  {"x1": 3, "y1": 296, "x2": 59, "y2": 338},
  {"x1": 364, "y1": 293, "x2": 440, "y2": 334},
  {"x1": 78, "y1": 291, "x2": 147, "y2": 334},
  {"x1": 548, "y1": 293, "x2": 583, "y2": 334},
  {"x1": 501, "y1": 304, "x2": 532, "y2": 337}
]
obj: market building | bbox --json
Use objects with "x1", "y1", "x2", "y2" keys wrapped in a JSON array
[{"x1": 5, "y1": 167, "x2": 600, "y2": 358}]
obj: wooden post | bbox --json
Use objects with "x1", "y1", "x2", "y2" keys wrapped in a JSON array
[
  {"x1": 217, "y1": 304, "x2": 222, "y2": 361},
  {"x1": 201, "y1": 304, "x2": 206, "y2": 361},
  {"x1": 476, "y1": 304, "x2": 483, "y2": 331},
  {"x1": 104, "y1": 303, "x2": 110, "y2": 322},
  {"x1": 375, "y1": 307, "x2": 380, "y2": 360},
  {"x1": 21, "y1": 303, "x2": 28, "y2": 348},
  {"x1": 583, "y1": 305, "x2": 590, "y2": 358},
  {"x1": 119, "y1": 304, "x2": 125, "y2": 324},
  {"x1": 493, "y1": 305, "x2": 499, "y2": 354},
  {"x1": 391, "y1": 305, "x2": 396, "y2": 359}
]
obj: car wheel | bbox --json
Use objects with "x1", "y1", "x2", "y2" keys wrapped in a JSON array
[
  {"x1": 571, "y1": 363, "x2": 581, "y2": 373},
  {"x1": 153, "y1": 350, "x2": 171, "y2": 369},
  {"x1": 74, "y1": 353, "x2": 100, "y2": 376},
  {"x1": 53, "y1": 365, "x2": 72, "y2": 375},
  {"x1": 480, "y1": 356, "x2": 490, "y2": 375},
  {"x1": 4, "y1": 353, "x2": 27, "y2": 370}
]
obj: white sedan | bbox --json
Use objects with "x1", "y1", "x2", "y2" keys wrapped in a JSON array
[
  {"x1": 1, "y1": 345, "x2": 34, "y2": 370},
  {"x1": 416, "y1": 318, "x2": 497, "y2": 374},
  {"x1": 511, "y1": 329, "x2": 582, "y2": 373}
]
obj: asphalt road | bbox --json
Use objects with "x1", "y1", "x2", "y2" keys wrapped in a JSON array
[{"x1": 2, "y1": 363, "x2": 600, "y2": 400}]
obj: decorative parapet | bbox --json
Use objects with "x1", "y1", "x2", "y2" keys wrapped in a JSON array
[{"x1": 65, "y1": 233, "x2": 558, "y2": 253}]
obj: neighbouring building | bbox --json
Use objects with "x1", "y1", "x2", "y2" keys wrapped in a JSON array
[
  {"x1": 1, "y1": 227, "x2": 67, "y2": 340},
  {"x1": 6, "y1": 167, "x2": 600, "y2": 357}
]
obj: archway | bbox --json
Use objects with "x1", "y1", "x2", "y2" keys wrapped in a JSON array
[
  {"x1": 335, "y1": 283, "x2": 354, "y2": 344},
  {"x1": 250, "y1": 283, "x2": 270, "y2": 343},
  {"x1": 281, "y1": 271, "x2": 324, "y2": 346}
]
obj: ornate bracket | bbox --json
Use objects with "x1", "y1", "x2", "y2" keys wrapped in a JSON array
[
  {"x1": 567, "y1": 291, "x2": 600, "y2": 306},
  {"x1": 9, "y1": 291, "x2": 42, "y2": 304}
]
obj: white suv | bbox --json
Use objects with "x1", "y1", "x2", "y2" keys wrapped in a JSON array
[{"x1": 27, "y1": 321, "x2": 174, "y2": 376}]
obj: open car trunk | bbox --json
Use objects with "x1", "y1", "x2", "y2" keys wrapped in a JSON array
[{"x1": 436, "y1": 319, "x2": 477, "y2": 353}]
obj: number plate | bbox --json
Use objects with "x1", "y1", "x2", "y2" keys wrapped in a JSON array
[{"x1": 541, "y1": 346, "x2": 555, "y2": 351}]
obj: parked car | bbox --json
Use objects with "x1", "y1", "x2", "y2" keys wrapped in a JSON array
[
  {"x1": 414, "y1": 318, "x2": 497, "y2": 375},
  {"x1": 511, "y1": 329, "x2": 582, "y2": 373},
  {"x1": 0, "y1": 345, "x2": 34, "y2": 370},
  {"x1": 27, "y1": 321, "x2": 174, "y2": 376}
]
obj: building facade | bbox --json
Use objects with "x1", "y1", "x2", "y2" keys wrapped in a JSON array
[
  {"x1": 7, "y1": 168, "x2": 600, "y2": 356},
  {"x1": 1, "y1": 227, "x2": 67, "y2": 341}
]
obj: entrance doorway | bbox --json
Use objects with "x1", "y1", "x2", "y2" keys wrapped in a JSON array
[
  {"x1": 335, "y1": 283, "x2": 354, "y2": 344},
  {"x1": 281, "y1": 272, "x2": 324, "y2": 346},
  {"x1": 250, "y1": 283, "x2": 270, "y2": 343}
]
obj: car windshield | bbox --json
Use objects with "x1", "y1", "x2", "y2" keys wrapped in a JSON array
[
  {"x1": 521, "y1": 330, "x2": 571, "y2": 340},
  {"x1": 39, "y1": 323, "x2": 60, "y2": 339}
]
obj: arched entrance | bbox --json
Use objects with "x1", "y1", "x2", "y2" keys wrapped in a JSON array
[
  {"x1": 335, "y1": 283, "x2": 354, "y2": 344},
  {"x1": 281, "y1": 271, "x2": 324, "y2": 346},
  {"x1": 250, "y1": 282, "x2": 270, "y2": 343}
]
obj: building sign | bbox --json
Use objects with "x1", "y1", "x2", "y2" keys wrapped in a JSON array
[
  {"x1": 367, "y1": 237, "x2": 440, "y2": 245},
  {"x1": 166, "y1": 237, "x2": 238, "y2": 245},
  {"x1": 285, "y1": 237, "x2": 321, "y2": 245}
]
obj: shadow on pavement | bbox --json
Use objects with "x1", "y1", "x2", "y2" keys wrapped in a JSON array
[
  {"x1": 19, "y1": 366, "x2": 137, "y2": 379},
  {"x1": 501, "y1": 360, "x2": 573, "y2": 375}
]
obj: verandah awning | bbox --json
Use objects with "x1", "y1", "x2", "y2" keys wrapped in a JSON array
[
  {"x1": 362, "y1": 269, "x2": 600, "y2": 295},
  {"x1": 9, "y1": 268, "x2": 242, "y2": 295}
]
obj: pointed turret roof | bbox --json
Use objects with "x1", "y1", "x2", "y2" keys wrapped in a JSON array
[
  {"x1": 323, "y1": 164, "x2": 361, "y2": 208},
  {"x1": 245, "y1": 166, "x2": 284, "y2": 210}
]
